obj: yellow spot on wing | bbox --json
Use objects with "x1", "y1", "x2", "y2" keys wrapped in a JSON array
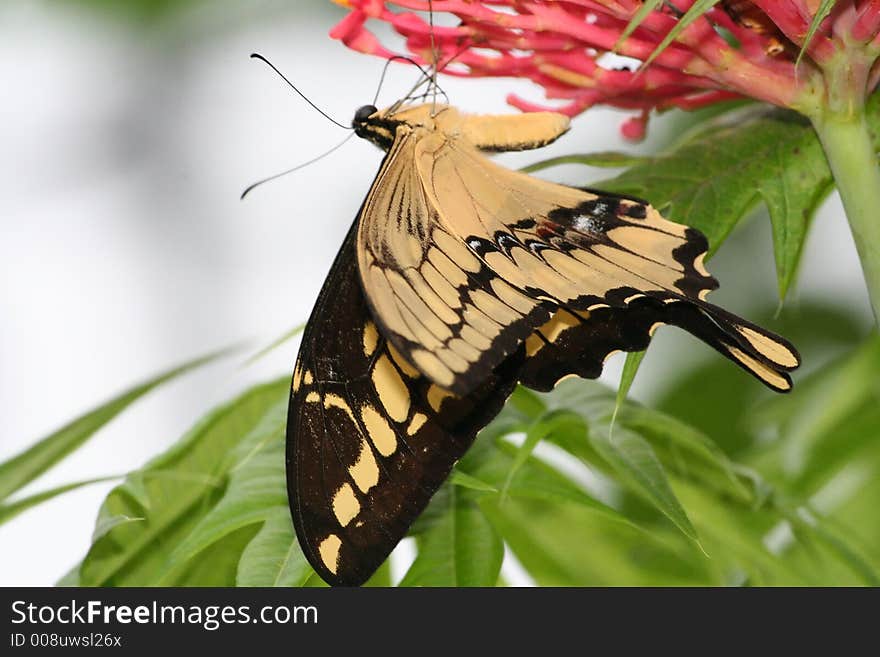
[
  {"x1": 303, "y1": 370, "x2": 314, "y2": 385},
  {"x1": 372, "y1": 355, "x2": 411, "y2": 422},
  {"x1": 332, "y1": 484, "x2": 360, "y2": 527},
  {"x1": 362, "y1": 322, "x2": 379, "y2": 357},
  {"x1": 735, "y1": 325, "x2": 799, "y2": 369},
  {"x1": 427, "y1": 384, "x2": 455, "y2": 412},
  {"x1": 360, "y1": 405, "x2": 398, "y2": 457},
  {"x1": 324, "y1": 393, "x2": 356, "y2": 424},
  {"x1": 726, "y1": 345, "x2": 791, "y2": 390},
  {"x1": 539, "y1": 309, "x2": 581, "y2": 343},
  {"x1": 407, "y1": 412, "x2": 428, "y2": 436},
  {"x1": 525, "y1": 333, "x2": 545, "y2": 356},
  {"x1": 349, "y1": 439, "x2": 380, "y2": 493},
  {"x1": 305, "y1": 391, "x2": 321, "y2": 404},
  {"x1": 318, "y1": 534, "x2": 342, "y2": 575}
]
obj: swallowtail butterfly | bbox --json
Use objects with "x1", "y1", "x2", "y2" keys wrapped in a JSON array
[{"x1": 286, "y1": 102, "x2": 800, "y2": 586}]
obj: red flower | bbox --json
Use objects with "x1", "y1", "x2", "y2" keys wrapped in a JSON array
[{"x1": 330, "y1": 1, "x2": 880, "y2": 139}]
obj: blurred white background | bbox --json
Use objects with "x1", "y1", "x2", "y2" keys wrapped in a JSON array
[{"x1": 0, "y1": 0, "x2": 871, "y2": 586}]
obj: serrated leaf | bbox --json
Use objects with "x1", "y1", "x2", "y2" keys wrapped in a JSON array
[
  {"x1": 77, "y1": 378, "x2": 288, "y2": 586},
  {"x1": 596, "y1": 105, "x2": 861, "y2": 298},
  {"x1": 0, "y1": 349, "x2": 229, "y2": 502},
  {"x1": 236, "y1": 506, "x2": 314, "y2": 587}
]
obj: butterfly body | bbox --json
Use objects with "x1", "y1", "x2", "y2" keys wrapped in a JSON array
[{"x1": 287, "y1": 102, "x2": 800, "y2": 586}]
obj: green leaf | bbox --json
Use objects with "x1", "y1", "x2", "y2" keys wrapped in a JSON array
[
  {"x1": 501, "y1": 410, "x2": 586, "y2": 500},
  {"x1": 589, "y1": 423, "x2": 699, "y2": 543},
  {"x1": 753, "y1": 335, "x2": 880, "y2": 477},
  {"x1": 669, "y1": 477, "x2": 813, "y2": 585},
  {"x1": 0, "y1": 349, "x2": 229, "y2": 502},
  {"x1": 615, "y1": 405, "x2": 755, "y2": 504},
  {"x1": 655, "y1": 302, "x2": 865, "y2": 456},
  {"x1": 797, "y1": 0, "x2": 835, "y2": 66},
  {"x1": 77, "y1": 377, "x2": 288, "y2": 586},
  {"x1": 0, "y1": 476, "x2": 119, "y2": 526},
  {"x1": 521, "y1": 152, "x2": 649, "y2": 173},
  {"x1": 641, "y1": 1, "x2": 722, "y2": 70},
  {"x1": 242, "y1": 323, "x2": 305, "y2": 366},
  {"x1": 364, "y1": 559, "x2": 393, "y2": 587},
  {"x1": 171, "y1": 525, "x2": 261, "y2": 587},
  {"x1": 399, "y1": 487, "x2": 504, "y2": 587},
  {"x1": 448, "y1": 470, "x2": 497, "y2": 493},
  {"x1": 480, "y1": 494, "x2": 708, "y2": 586},
  {"x1": 614, "y1": 0, "x2": 664, "y2": 52},
  {"x1": 56, "y1": 565, "x2": 81, "y2": 587},
  {"x1": 782, "y1": 503, "x2": 880, "y2": 586},
  {"x1": 170, "y1": 398, "x2": 288, "y2": 562},
  {"x1": 613, "y1": 350, "x2": 646, "y2": 428},
  {"x1": 506, "y1": 385, "x2": 546, "y2": 420},
  {"x1": 466, "y1": 439, "x2": 621, "y2": 520},
  {"x1": 236, "y1": 507, "x2": 314, "y2": 587},
  {"x1": 597, "y1": 106, "x2": 837, "y2": 297}
]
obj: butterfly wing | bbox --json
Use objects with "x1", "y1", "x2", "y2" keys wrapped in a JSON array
[
  {"x1": 357, "y1": 126, "x2": 799, "y2": 396},
  {"x1": 288, "y1": 219, "x2": 521, "y2": 586}
]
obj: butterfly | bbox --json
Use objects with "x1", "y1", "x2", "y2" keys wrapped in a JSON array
[{"x1": 286, "y1": 101, "x2": 800, "y2": 587}]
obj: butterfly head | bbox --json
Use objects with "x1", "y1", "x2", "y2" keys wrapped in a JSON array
[{"x1": 352, "y1": 103, "x2": 450, "y2": 151}]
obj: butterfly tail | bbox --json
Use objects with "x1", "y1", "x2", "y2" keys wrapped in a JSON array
[{"x1": 665, "y1": 301, "x2": 801, "y2": 392}]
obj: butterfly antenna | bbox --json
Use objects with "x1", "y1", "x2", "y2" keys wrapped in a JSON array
[
  {"x1": 240, "y1": 132, "x2": 356, "y2": 200},
  {"x1": 373, "y1": 55, "x2": 434, "y2": 106},
  {"x1": 428, "y1": 0, "x2": 440, "y2": 113},
  {"x1": 250, "y1": 53, "x2": 351, "y2": 130}
]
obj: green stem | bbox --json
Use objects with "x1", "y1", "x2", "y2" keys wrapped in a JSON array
[{"x1": 811, "y1": 111, "x2": 880, "y2": 324}]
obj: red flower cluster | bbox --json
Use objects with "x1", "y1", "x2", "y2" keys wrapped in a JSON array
[{"x1": 330, "y1": 1, "x2": 880, "y2": 139}]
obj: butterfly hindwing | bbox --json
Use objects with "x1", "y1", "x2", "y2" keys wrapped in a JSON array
[{"x1": 288, "y1": 220, "x2": 521, "y2": 586}]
